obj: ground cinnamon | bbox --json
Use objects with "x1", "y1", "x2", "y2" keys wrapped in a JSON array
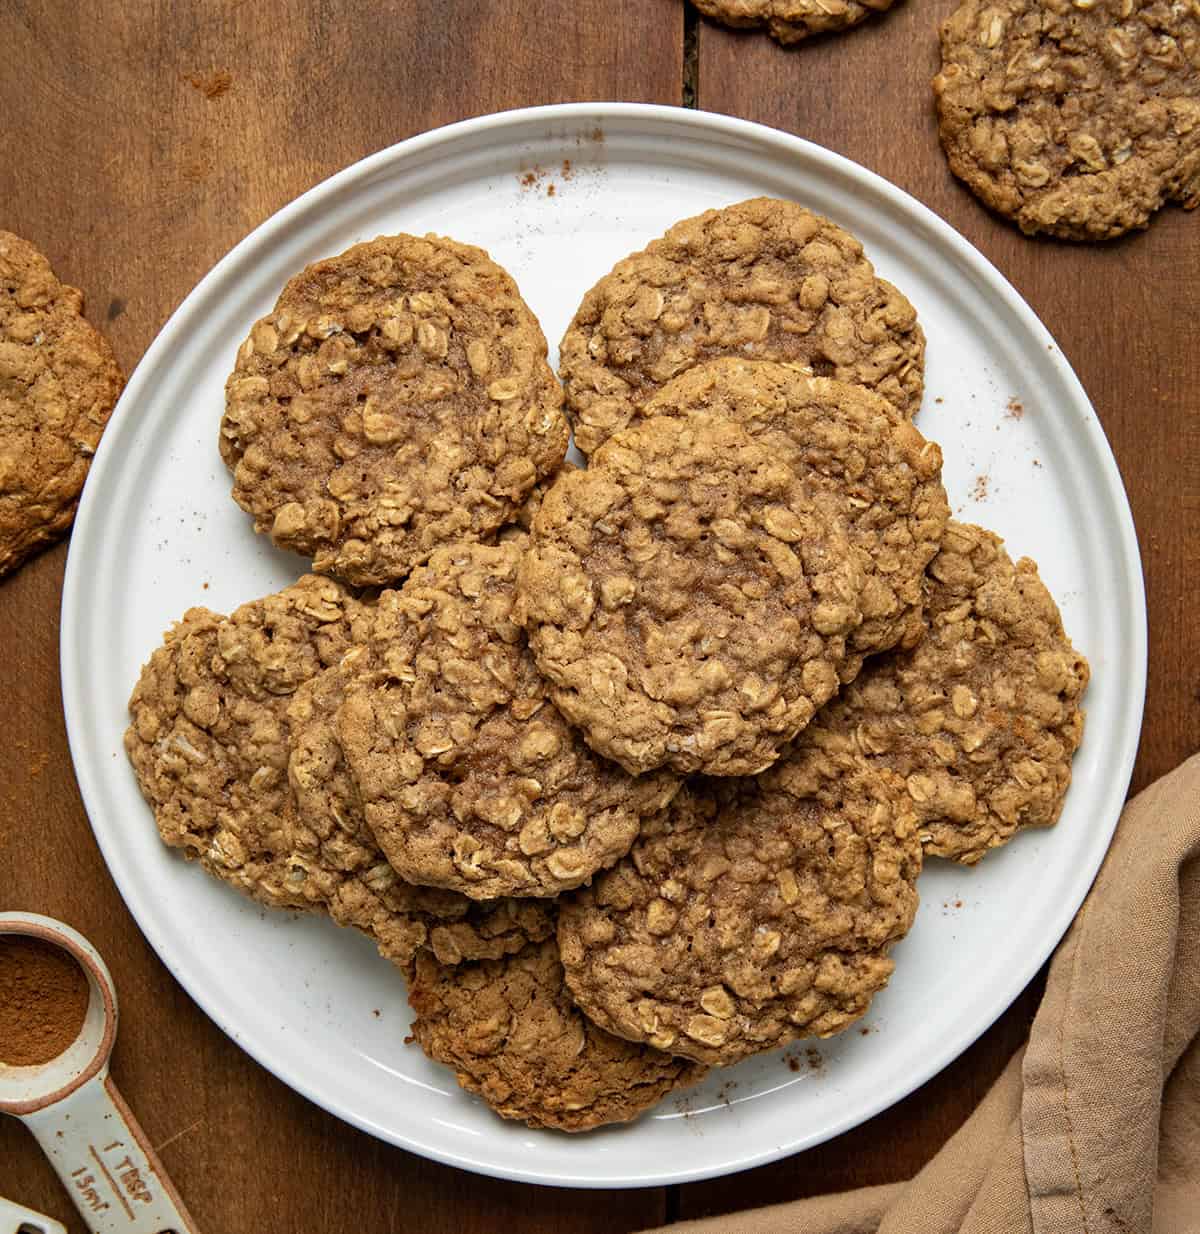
[{"x1": 0, "y1": 935, "x2": 90, "y2": 1065}]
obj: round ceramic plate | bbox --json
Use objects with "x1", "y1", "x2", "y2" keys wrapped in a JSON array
[{"x1": 61, "y1": 104, "x2": 1145, "y2": 1188}]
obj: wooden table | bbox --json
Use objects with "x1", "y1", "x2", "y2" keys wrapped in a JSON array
[{"x1": 1, "y1": 2, "x2": 1196, "y2": 1229}]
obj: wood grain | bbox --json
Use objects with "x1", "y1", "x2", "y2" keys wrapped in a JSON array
[
  {"x1": 0, "y1": 3, "x2": 681, "y2": 1231},
  {"x1": 1, "y1": 0, "x2": 1196, "y2": 1230}
]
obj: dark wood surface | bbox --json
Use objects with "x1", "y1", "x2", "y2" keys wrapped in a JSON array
[{"x1": 0, "y1": 1, "x2": 1195, "y2": 1230}]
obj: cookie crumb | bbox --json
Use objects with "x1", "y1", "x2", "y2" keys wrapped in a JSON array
[
  {"x1": 785, "y1": 1053, "x2": 801, "y2": 1072},
  {"x1": 971, "y1": 473, "x2": 990, "y2": 502},
  {"x1": 106, "y1": 297, "x2": 125, "y2": 321},
  {"x1": 1005, "y1": 398, "x2": 1025, "y2": 420},
  {"x1": 561, "y1": 159, "x2": 573, "y2": 180},
  {"x1": 805, "y1": 1048, "x2": 823, "y2": 1072},
  {"x1": 185, "y1": 69, "x2": 232, "y2": 100},
  {"x1": 372, "y1": 1009, "x2": 381, "y2": 1018},
  {"x1": 519, "y1": 166, "x2": 553, "y2": 192},
  {"x1": 935, "y1": 396, "x2": 944, "y2": 404}
]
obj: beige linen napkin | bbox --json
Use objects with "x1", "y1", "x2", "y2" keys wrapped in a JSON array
[{"x1": 645, "y1": 751, "x2": 1200, "y2": 1234}]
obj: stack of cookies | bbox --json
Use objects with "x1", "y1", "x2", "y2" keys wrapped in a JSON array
[{"x1": 125, "y1": 200, "x2": 1089, "y2": 1132}]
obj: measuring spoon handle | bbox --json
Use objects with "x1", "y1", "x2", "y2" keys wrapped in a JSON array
[{"x1": 22, "y1": 1067, "x2": 200, "y2": 1234}]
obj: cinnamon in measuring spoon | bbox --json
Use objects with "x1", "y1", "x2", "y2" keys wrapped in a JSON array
[{"x1": 0, "y1": 935, "x2": 90, "y2": 1065}]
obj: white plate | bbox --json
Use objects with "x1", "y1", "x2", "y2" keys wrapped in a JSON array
[{"x1": 61, "y1": 104, "x2": 1146, "y2": 1188}]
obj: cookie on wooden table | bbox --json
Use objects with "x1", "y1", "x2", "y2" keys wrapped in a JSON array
[
  {"x1": 934, "y1": 0, "x2": 1200, "y2": 240},
  {"x1": 693, "y1": 0, "x2": 898, "y2": 45},
  {"x1": 125, "y1": 576, "x2": 552, "y2": 968},
  {"x1": 518, "y1": 412, "x2": 868, "y2": 777},
  {"x1": 336, "y1": 540, "x2": 680, "y2": 900},
  {"x1": 643, "y1": 358, "x2": 949, "y2": 658},
  {"x1": 557, "y1": 766, "x2": 922, "y2": 1067},
  {"x1": 791, "y1": 521, "x2": 1090, "y2": 864},
  {"x1": 0, "y1": 231, "x2": 123, "y2": 577},
  {"x1": 406, "y1": 936, "x2": 706, "y2": 1132},
  {"x1": 220, "y1": 234, "x2": 568, "y2": 586},
  {"x1": 558, "y1": 196, "x2": 924, "y2": 456}
]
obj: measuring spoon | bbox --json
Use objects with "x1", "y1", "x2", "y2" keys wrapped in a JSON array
[{"x1": 0, "y1": 913, "x2": 199, "y2": 1233}]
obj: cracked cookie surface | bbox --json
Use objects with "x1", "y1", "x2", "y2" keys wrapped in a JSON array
[
  {"x1": 558, "y1": 765, "x2": 921, "y2": 1066},
  {"x1": 558, "y1": 197, "x2": 924, "y2": 456},
  {"x1": 518, "y1": 413, "x2": 867, "y2": 777},
  {"x1": 407, "y1": 936, "x2": 706, "y2": 1131},
  {"x1": 125, "y1": 576, "x2": 552, "y2": 967},
  {"x1": 336, "y1": 540, "x2": 679, "y2": 899},
  {"x1": 934, "y1": 0, "x2": 1200, "y2": 239},
  {"x1": 0, "y1": 231, "x2": 123, "y2": 576},
  {"x1": 791, "y1": 521, "x2": 1090, "y2": 863},
  {"x1": 643, "y1": 359, "x2": 948, "y2": 657},
  {"x1": 220, "y1": 233, "x2": 568, "y2": 585},
  {"x1": 694, "y1": 0, "x2": 898, "y2": 44}
]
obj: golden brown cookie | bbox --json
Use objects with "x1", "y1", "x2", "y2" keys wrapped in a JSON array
[
  {"x1": 693, "y1": 0, "x2": 898, "y2": 44},
  {"x1": 286, "y1": 655, "x2": 554, "y2": 964},
  {"x1": 406, "y1": 936, "x2": 706, "y2": 1131},
  {"x1": 125, "y1": 576, "x2": 552, "y2": 968},
  {"x1": 220, "y1": 234, "x2": 568, "y2": 585},
  {"x1": 558, "y1": 197, "x2": 924, "y2": 456},
  {"x1": 0, "y1": 231, "x2": 123, "y2": 576},
  {"x1": 557, "y1": 765, "x2": 922, "y2": 1067},
  {"x1": 642, "y1": 359, "x2": 949, "y2": 657},
  {"x1": 517, "y1": 413, "x2": 867, "y2": 777},
  {"x1": 934, "y1": 0, "x2": 1200, "y2": 240},
  {"x1": 336, "y1": 540, "x2": 680, "y2": 899},
  {"x1": 792, "y1": 521, "x2": 1090, "y2": 864}
]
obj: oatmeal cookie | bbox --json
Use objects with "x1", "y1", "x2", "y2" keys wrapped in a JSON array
[
  {"x1": 517, "y1": 413, "x2": 867, "y2": 777},
  {"x1": 287, "y1": 657, "x2": 554, "y2": 964},
  {"x1": 407, "y1": 936, "x2": 706, "y2": 1131},
  {"x1": 559, "y1": 197, "x2": 924, "y2": 456},
  {"x1": 643, "y1": 359, "x2": 948, "y2": 656},
  {"x1": 220, "y1": 234, "x2": 568, "y2": 585},
  {"x1": 125, "y1": 576, "x2": 551, "y2": 967},
  {"x1": 558, "y1": 765, "x2": 922, "y2": 1067},
  {"x1": 0, "y1": 231, "x2": 123, "y2": 576},
  {"x1": 934, "y1": 0, "x2": 1200, "y2": 240},
  {"x1": 693, "y1": 0, "x2": 898, "y2": 44},
  {"x1": 792, "y1": 521, "x2": 1090, "y2": 863},
  {"x1": 336, "y1": 540, "x2": 679, "y2": 899}
]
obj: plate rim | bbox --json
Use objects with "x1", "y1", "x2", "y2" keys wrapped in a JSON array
[{"x1": 60, "y1": 101, "x2": 1148, "y2": 1189}]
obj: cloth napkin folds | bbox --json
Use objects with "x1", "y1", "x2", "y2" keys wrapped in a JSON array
[{"x1": 647, "y1": 751, "x2": 1200, "y2": 1234}]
